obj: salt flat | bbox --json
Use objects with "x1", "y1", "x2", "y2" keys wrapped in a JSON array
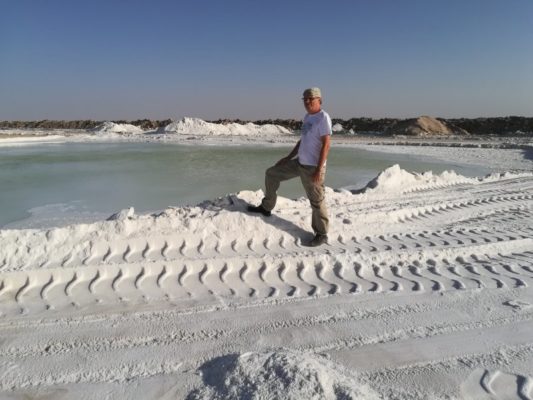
[{"x1": 0, "y1": 125, "x2": 532, "y2": 399}]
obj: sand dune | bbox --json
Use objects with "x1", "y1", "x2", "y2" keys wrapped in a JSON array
[{"x1": 1, "y1": 163, "x2": 533, "y2": 398}]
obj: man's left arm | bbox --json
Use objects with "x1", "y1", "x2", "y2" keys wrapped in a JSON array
[{"x1": 312, "y1": 134, "x2": 331, "y2": 184}]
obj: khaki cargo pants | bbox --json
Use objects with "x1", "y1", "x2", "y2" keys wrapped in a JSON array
[{"x1": 261, "y1": 158, "x2": 329, "y2": 235}]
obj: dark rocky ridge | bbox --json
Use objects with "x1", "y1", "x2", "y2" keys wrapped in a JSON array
[
  {"x1": 0, "y1": 119, "x2": 172, "y2": 130},
  {"x1": 1, "y1": 116, "x2": 532, "y2": 135},
  {"x1": 447, "y1": 117, "x2": 533, "y2": 135}
]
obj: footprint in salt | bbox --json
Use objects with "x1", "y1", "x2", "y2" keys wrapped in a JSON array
[
  {"x1": 461, "y1": 368, "x2": 533, "y2": 400},
  {"x1": 502, "y1": 299, "x2": 533, "y2": 311}
]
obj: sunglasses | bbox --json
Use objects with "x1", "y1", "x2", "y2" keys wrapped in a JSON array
[{"x1": 302, "y1": 97, "x2": 319, "y2": 102}]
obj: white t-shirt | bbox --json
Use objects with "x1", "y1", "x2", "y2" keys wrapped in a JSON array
[{"x1": 298, "y1": 110, "x2": 332, "y2": 166}]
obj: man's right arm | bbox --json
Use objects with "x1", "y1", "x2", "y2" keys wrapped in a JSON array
[{"x1": 276, "y1": 140, "x2": 300, "y2": 165}]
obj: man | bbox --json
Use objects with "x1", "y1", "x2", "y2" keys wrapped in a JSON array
[{"x1": 248, "y1": 87, "x2": 331, "y2": 247}]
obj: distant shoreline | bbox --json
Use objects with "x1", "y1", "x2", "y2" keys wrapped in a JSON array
[
  {"x1": 1, "y1": 131, "x2": 531, "y2": 153},
  {"x1": 1, "y1": 116, "x2": 533, "y2": 135}
]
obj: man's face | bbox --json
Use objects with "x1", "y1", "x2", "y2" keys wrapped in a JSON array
[{"x1": 303, "y1": 96, "x2": 321, "y2": 114}]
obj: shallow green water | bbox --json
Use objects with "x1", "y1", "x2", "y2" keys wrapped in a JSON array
[{"x1": 0, "y1": 142, "x2": 489, "y2": 228}]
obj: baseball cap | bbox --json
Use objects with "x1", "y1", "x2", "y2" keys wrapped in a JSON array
[{"x1": 303, "y1": 87, "x2": 322, "y2": 98}]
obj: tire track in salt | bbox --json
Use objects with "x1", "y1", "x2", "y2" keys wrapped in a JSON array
[
  {"x1": 4, "y1": 190, "x2": 531, "y2": 273},
  {"x1": 3, "y1": 236, "x2": 533, "y2": 318},
  {"x1": 2, "y1": 177, "x2": 533, "y2": 318},
  {"x1": 396, "y1": 194, "x2": 533, "y2": 225}
]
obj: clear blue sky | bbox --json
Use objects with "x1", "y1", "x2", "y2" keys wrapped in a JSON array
[{"x1": 1, "y1": 0, "x2": 532, "y2": 120}]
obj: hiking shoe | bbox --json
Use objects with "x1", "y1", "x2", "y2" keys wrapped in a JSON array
[
  {"x1": 307, "y1": 234, "x2": 328, "y2": 247},
  {"x1": 247, "y1": 204, "x2": 272, "y2": 217}
]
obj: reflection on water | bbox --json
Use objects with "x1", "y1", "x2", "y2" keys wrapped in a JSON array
[{"x1": 0, "y1": 142, "x2": 489, "y2": 228}]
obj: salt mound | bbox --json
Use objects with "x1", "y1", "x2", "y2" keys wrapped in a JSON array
[
  {"x1": 386, "y1": 116, "x2": 468, "y2": 136},
  {"x1": 332, "y1": 123, "x2": 344, "y2": 133},
  {"x1": 91, "y1": 122, "x2": 144, "y2": 134},
  {"x1": 361, "y1": 164, "x2": 478, "y2": 194},
  {"x1": 187, "y1": 349, "x2": 380, "y2": 400},
  {"x1": 164, "y1": 117, "x2": 292, "y2": 136},
  {"x1": 106, "y1": 207, "x2": 135, "y2": 221}
]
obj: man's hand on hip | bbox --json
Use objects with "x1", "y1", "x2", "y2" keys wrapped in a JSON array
[{"x1": 312, "y1": 168, "x2": 322, "y2": 184}]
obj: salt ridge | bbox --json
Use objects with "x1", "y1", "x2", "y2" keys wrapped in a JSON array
[
  {"x1": 91, "y1": 121, "x2": 144, "y2": 135},
  {"x1": 0, "y1": 166, "x2": 530, "y2": 272},
  {"x1": 360, "y1": 164, "x2": 533, "y2": 194},
  {"x1": 163, "y1": 117, "x2": 292, "y2": 136}
]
